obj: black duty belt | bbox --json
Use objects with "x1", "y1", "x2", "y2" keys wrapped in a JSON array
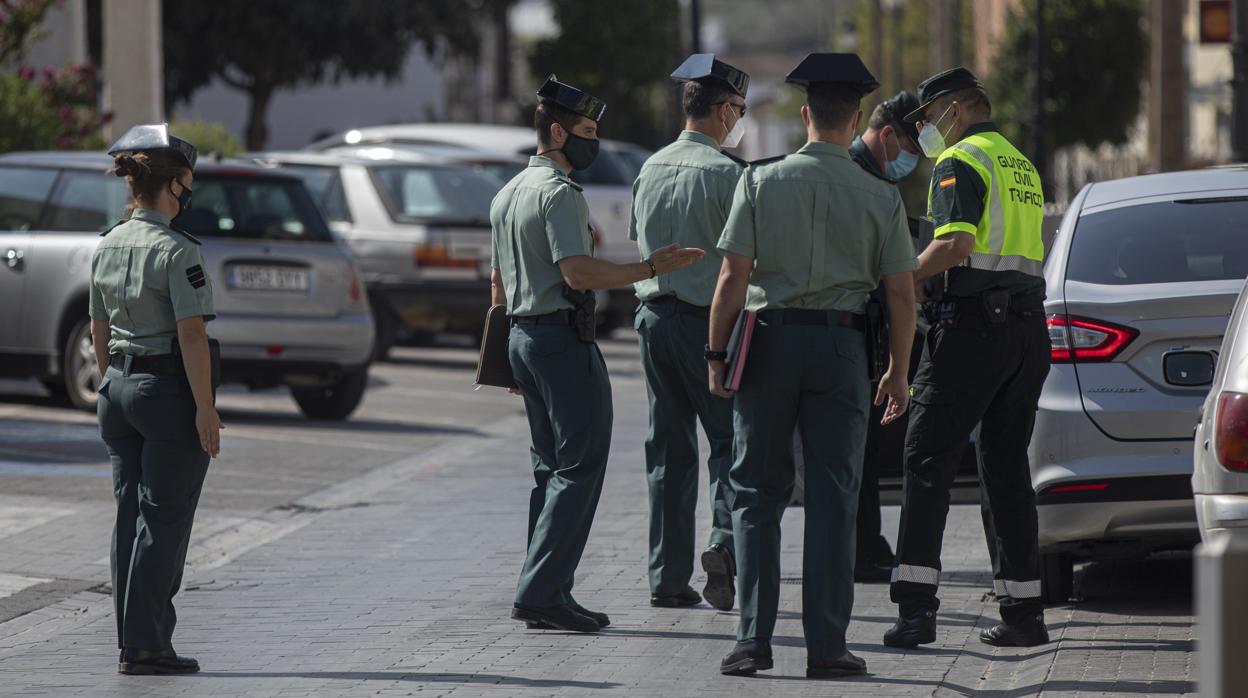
[
  {"x1": 511, "y1": 310, "x2": 574, "y2": 327},
  {"x1": 642, "y1": 296, "x2": 710, "y2": 317},
  {"x1": 109, "y1": 353, "x2": 183, "y2": 375},
  {"x1": 759, "y1": 308, "x2": 865, "y2": 331}
]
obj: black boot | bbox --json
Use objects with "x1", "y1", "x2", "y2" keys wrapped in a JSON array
[
  {"x1": 650, "y1": 586, "x2": 701, "y2": 608},
  {"x1": 700, "y1": 544, "x2": 736, "y2": 611},
  {"x1": 883, "y1": 608, "x2": 937, "y2": 648},
  {"x1": 118, "y1": 649, "x2": 200, "y2": 675},
  {"x1": 526, "y1": 602, "x2": 610, "y2": 629},
  {"x1": 720, "y1": 638, "x2": 773, "y2": 676},
  {"x1": 980, "y1": 614, "x2": 1049, "y2": 647},
  {"x1": 807, "y1": 650, "x2": 867, "y2": 678},
  {"x1": 511, "y1": 604, "x2": 600, "y2": 633}
]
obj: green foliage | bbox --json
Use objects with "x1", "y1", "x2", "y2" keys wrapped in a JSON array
[
  {"x1": 990, "y1": 0, "x2": 1146, "y2": 154},
  {"x1": 530, "y1": 0, "x2": 681, "y2": 149},
  {"x1": 0, "y1": 73, "x2": 57, "y2": 152},
  {"x1": 0, "y1": 0, "x2": 57, "y2": 66},
  {"x1": 0, "y1": 65, "x2": 109, "y2": 153},
  {"x1": 163, "y1": 0, "x2": 483, "y2": 149},
  {"x1": 169, "y1": 118, "x2": 244, "y2": 159}
]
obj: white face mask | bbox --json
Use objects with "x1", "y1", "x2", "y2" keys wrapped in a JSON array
[
  {"x1": 722, "y1": 110, "x2": 746, "y2": 149},
  {"x1": 917, "y1": 102, "x2": 956, "y2": 158}
]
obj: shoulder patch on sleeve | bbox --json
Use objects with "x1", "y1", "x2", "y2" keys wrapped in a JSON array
[
  {"x1": 939, "y1": 176, "x2": 957, "y2": 188},
  {"x1": 186, "y1": 264, "x2": 207, "y2": 289}
]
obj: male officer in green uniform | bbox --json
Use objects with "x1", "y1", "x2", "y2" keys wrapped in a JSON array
[
  {"x1": 631, "y1": 53, "x2": 749, "y2": 612},
  {"x1": 490, "y1": 76, "x2": 704, "y2": 634},
  {"x1": 706, "y1": 54, "x2": 918, "y2": 678},
  {"x1": 884, "y1": 67, "x2": 1050, "y2": 649}
]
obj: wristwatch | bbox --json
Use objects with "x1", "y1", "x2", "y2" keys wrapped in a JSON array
[
  {"x1": 644, "y1": 257, "x2": 658, "y2": 279},
  {"x1": 704, "y1": 345, "x2": 728, "y2": 361}
]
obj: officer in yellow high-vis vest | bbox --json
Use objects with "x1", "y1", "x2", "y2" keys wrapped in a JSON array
[{"x1": 883, "y1": 67, "x2": 1051, "y2": 650}]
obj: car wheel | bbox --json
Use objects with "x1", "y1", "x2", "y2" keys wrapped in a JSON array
[
  {"x1": 61, "y1": 316, "x2": 100, "y2": 411},
  {"x1": 1040, "y1": 552, "x2": 1074, "y2": 604},
  {"x1": 370, "y1": 296, "x2": 397, "y2": 362},
  {"x1": 292, "y1": 368, "x2": 368, "y2": 421}
]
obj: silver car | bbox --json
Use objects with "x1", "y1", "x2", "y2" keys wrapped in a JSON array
[
  {"x1": 0, "y1": 152, "x2": 374, "y2": 420},
  {"x1": 1031, "y1": 167, "x2": 1248, "y2": 600},
  {"x1": 1194, "y1": 277, "x2": 1248, "y2": 543}
]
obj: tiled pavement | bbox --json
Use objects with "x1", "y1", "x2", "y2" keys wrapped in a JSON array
[{"x1": 0, "y1": 366, "x2": 1196, "y2": 696}]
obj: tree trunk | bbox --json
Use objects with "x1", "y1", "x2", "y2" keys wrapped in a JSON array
[{"x1": 245, "y1": 84, "x2": 273, "y2": 151}]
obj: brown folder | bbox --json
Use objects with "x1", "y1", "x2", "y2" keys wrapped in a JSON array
[{"x1": 475, "y1": 304, "x2": 517, "y2": 389}]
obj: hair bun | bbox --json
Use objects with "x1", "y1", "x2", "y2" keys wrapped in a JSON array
[{"x1": 112, "y1": 153, "x2": 150, "y2": 179}]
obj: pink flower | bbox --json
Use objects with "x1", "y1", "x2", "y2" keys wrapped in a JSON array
[{"x1": 18, "y1": 65, "x2": 33, "y2": 81}]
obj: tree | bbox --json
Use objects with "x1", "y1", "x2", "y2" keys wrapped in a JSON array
[
  {"x1": 529, "y1": 0, "x2": 680, "y2": 149},
  {"x1": 0, "y1": 0, "x2": 57, "y2": 67},
  {"x1": 163, "y1": 0, "x2": 481, "y2": 150},
  {"x1": 990, "y1": 0, "x2": 1147, "y2": 184}
]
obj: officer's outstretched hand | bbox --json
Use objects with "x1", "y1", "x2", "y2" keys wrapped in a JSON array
[
  {"x1": 196, "y1": 407, "x2": 224, "y2": 458},
  {"x1": 649, "y1": 243, "x2": 705, "y2": 275},
  {"x1": 875, "y1": 369, "x2": 909, "y2": 426}
]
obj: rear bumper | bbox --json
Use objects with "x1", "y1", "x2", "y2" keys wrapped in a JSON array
[
  {"x1": 212, "y1": 311, "x2": 374, "y2": 367},
  {"x1": 373, "y1": 280, "x2": 490, "y2": 333},
  {"x1": 1196, "y1": 493, "x2": 1248, "y2": 543}
]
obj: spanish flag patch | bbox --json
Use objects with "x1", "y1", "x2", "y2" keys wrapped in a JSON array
[{"x1": 939, "y1": 176, "x2": 957, "y2": 188}]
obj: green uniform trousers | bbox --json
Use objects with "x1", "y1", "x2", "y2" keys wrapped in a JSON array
[
  {"x1": 730, "y1": 316, "x2": 869, "y2": 661},
  {"x1": 509, "y1": 322, "x2": 613, "y2": 609},
  {"x1": 635, "y1": 299, "x2": 734, "y2": 595},
  {"x1": 97, "y1": 364, "x2": 210, "y2": 652}
]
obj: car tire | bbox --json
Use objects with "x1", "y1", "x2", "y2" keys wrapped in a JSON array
[
  {"x1": 61, "y1": 316, "x2": 100, "y2": 411},
  {"x1": 1040, "y1": 552, "x2": 1074, "y2": 604},
  {"x1": 292, "y1": 368, "x2": 368, "y2": 421},
  {"x1": 370, "y1": 296, "x2": 398, "y2": 362}
]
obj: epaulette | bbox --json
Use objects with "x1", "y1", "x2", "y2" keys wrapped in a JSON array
[
  {"x1": 861, "y1": 166, "x2": 896, "y2": 184},
  {"x1": 557, "y1": 174, "x2": 584, "y2": 192},
  {"x1": 723, "y1": 152, "x2": 749, "y2": 167},
  {"x1": 849, "y1": 151, "x2": 897, "y2": 184},
  {"x1": 748, "y1": 154, "x2": 788, "y2": 167},
  {"x1": 98, "y1": 220, "x2": 124, "y2": 237},
  {"x1": 170, "y1": 223, "x2": 204, "y2": 245}
]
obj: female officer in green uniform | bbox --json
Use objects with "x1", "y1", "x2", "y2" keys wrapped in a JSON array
[{"x1": 90, "y1": 124, "x2": 220, "y2": 675}]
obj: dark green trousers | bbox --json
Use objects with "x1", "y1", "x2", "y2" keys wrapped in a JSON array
[
  {"x1": 731, "y1": 317, "x2": 869, "y2": 661},
  {"x1": 97, "y1": 364, "x2": 210, "y2": 652},
  {"x1": 635, "y1": 300, "x2": 734, "y2": 595},
  {"x1": 509, "y1": 322, "x2": 613, "y2": 609}
]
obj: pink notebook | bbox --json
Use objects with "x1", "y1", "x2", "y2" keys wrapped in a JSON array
[{"x1": 724, "y1": 310, "x2": 757, "y2": 392}]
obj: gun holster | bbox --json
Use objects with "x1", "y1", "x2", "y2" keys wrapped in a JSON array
[
  {"x1": 982, "y1": 289, "x2": 1011, "y2": 326},
  {"x1": 864, "y1": 296, "x2": 888, "y2": 382},
  {"x1": 561, "y1": 285, "x2": 597, "y2": 343}
]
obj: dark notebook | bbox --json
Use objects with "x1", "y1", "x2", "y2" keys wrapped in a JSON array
[{"x1": 475, "y1": 305, "x2": 516, "y2": 389}]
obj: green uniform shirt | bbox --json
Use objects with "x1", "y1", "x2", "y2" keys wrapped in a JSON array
[
  {"x1": 630, "y1": 130, "x2": 743, "y2": 306},
  {"x1": 88, "y1": 208, "x2": 215, "y2": 356},
  {"x1": 717, "y1": 141, "x2": 917, "y2": 313},
  {"x1": 490, "y1": 156, "x2": 594, "y2": 316},
  {"x1": 928, "y1": 122, "x2": 1045, "y2": 297}
]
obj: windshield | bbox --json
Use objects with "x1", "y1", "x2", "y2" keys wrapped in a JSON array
[
  {"x1": 370, "y1": 164, "x2": 498, "y2": 225},
  {"x1": 1067, "y1": 198, "x2": 1248, "y2": 285},
  {"x1": 179, "y1": 176, "x2": 334, "y2": 242}
]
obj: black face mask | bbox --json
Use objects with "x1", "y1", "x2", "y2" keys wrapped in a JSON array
[
  {"x1": 561, "y1": 132, "x2": 600, "y2": 171},
  {"x1": 170, "y1": 180, "x2": 193, "y2": 219}
]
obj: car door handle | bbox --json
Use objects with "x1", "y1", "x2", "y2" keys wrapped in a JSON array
[{"x1": 4, "y1": 248, "x2": 23, "y2": 271}]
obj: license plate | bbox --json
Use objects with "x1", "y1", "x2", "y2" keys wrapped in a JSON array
[{"x1": 228, "y1": 265, "x2": 310, "y2": 291}]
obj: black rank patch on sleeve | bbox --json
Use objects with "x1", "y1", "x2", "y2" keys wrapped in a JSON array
[{"x1": 186, "y1": 264, "x2": 206, "y2": 289}]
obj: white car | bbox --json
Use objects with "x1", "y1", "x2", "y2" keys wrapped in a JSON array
[{"x1": 1195, "y1": 276, "x2": 1248, "y2": 543}]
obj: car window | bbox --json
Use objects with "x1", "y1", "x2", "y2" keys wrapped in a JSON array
[
  {"x1": 275, "y1": 164, "x2": 353, "y2": 223},
  {"x1": 44, "y1": 170, "x2": 128, "y2": 232},
  {"x1": 518, "y1": 144, "x2": 630, "y2": 186},
  {"x1": 369, "y1": 165, "x2": 497, "y2": 225},
  {"x1": 179, "y1": 176, "x2": 334, "y2": 242},
  {"x1": 0, "y1": 166, "x2": 59, "y2": 232},
  {"x1": 1068, "y1": 198, "x2": 1248, "y2": 285},
  {"x1": 615, "y1": 147, "x2": 652, "y2": 181}
]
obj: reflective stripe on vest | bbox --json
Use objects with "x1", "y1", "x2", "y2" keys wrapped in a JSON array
[{"x1": 928, "y1": 131, "x2": 1046, "y2": 278}]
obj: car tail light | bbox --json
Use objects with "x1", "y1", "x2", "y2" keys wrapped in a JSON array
[
  {"x1": 1215, "y1": 391, "x2": 1248, "y2": 472},
  {"x1": 1046, "y1": 482, "x2": 1110, "y2": 494},
  {"x1": 347, "y1": 265, "x2": 364, "y2": 304},
  {"x1": 415, "y1": 244, "x2": 477, "y2": 269},
  {"x1": 1047, "y1": 314, "x2": 1137, "y2": 363}
]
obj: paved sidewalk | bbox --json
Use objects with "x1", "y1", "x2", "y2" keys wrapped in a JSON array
[{"x1": 0, "y1": 360, "x2": 1196, "y2": 696}]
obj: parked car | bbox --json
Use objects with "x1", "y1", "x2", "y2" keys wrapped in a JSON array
[
  {"x1": 307, "y1": 124, "x2": 653, "y2": 328},
  {"x1": 0, "y1": 152, "x2": 374, "y2": 420},
  {"x1": 322, "y1": 141, "x2": 528, "y2": 184},
  {"x1": 1030, "y1": 167, "x2": 1248, "y2": 601},
  {"x1": 1194, "y1": 276, "x2": 1248, "y2": 544}
]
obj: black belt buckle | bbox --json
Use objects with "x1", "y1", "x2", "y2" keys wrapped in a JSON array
[{"x1": 982, "y1": 289, "x2": 1011, "y2": 326}]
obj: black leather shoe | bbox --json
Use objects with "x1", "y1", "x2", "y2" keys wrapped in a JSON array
[
  {"x1": 700, "y1": 544, "x2": 736, "y2": 611},
  {"x1": 118, "y1": 648, "x2": 200, "y2": 675},
  {"x1": 720, "y1": 638, "x2": 773, "y2": 676},
  {"x1": 511, "y1": 604, "x2": 600, "y2": 633},
  {"x1": 854, "y1": 561, "x2": 893, "y2": 584},
  {"x1": 883, "y1": 608, "x2": 937, "y2": 648},
  {"x1": 651, "y1": 586, "x2": 701, "y2": 608},
  {"x1": 526, "y1": 602, "x2": 610, "y2": 629},
  {"x1": 807, "y1": 650, "x2": 867, "y2": 678},
  {"x1": 980, "y1": 614, "x2": 1049, "y2": 647}
]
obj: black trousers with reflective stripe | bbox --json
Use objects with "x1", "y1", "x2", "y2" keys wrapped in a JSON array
[{"x1": 891, "y1": 308, "x2": 1050, "y2": 625}]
